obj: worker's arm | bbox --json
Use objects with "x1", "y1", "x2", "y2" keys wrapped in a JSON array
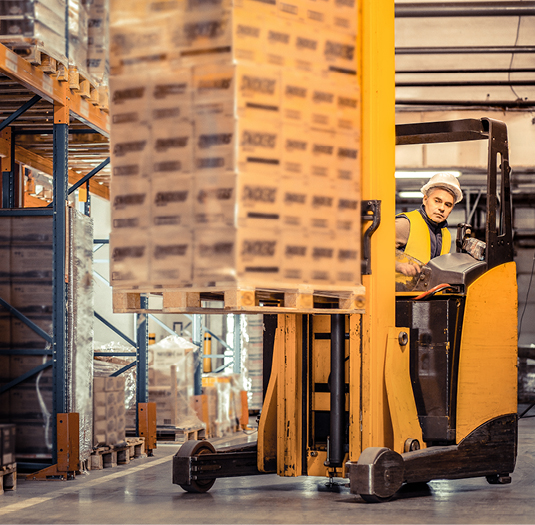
[{"x1": 395, "y1": 217, "x2": 421, "y2": 276}]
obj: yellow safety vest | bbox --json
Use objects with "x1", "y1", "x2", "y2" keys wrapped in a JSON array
[{"x1": 398, "y1": 210, "x2": 451, "y2": 264}]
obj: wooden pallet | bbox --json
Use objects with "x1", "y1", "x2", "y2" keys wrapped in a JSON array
[
  {"x1": 89, "y1": 437, "x2": 146, "y2": 471},
  {"x1": 112, "y1": 284, "x2": 366, "y2": 315},
  {"x1": 156, "y1": 425, "x2": 206, "y2": 442},
  {"x1": 0, "y1": 463, "x2": 16, "y2": 495}
]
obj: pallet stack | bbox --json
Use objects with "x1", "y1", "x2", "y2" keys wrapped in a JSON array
[
  {"x1": 93, "y1": 376, "x2": 126, "y2": 447},
  {"x1": 0, "y1": 0, "x2": 109, "y2": 106},
  {"x1": 109, "y1": 0, "x2": 362, "y2": 304}
]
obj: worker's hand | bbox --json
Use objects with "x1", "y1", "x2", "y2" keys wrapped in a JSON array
[{"x1": 396, "y1": 262, "x2": 421, "y2": 276}]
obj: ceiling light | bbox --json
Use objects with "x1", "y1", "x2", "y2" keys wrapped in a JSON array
[
  {"x1": 398, "y1": 191, "x2": 424, "y2": 199},
  {"x1": 395, "y1": 170, "x2": 462, "y2": 179}
]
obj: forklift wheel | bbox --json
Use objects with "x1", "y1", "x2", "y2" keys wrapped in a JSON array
[
  {"x1": 354, "y1": 447, "x2": 404, "y2": 503},
  {"x1": 486, "y1": 474, "x2": 512, "y2": 485},
  {"x1": 177, "y1": 440, "x2": 217, "y2": 493}
]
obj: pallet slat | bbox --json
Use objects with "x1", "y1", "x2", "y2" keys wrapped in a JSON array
[
  {"x1": 0, "y1": 463, "x2": 16, "y2": 495},
  {"x1": 113, "y1": 285, "x2": 366, "y2": 314},
  {"x1": 88, "y1": 437, "x2": 146, "y2": 471}
]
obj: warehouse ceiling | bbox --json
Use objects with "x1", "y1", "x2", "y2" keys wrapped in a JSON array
[{"x1": 395, "y1": 1, "x2": 535, "y2": 110}]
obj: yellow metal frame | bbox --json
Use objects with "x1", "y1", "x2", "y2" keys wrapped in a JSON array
[{"x1": 359, "y1": 0, "x2": 397, "y2": 455}]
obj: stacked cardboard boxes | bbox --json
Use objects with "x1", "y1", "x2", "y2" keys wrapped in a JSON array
[
  {"x1": 109, "y1": 0, "x2": 361, "y2": 291},
  {"x1": 93, "y1": 376, "x2": 126, "y2": 446},
  {"x1": 0, "y1": 216, "x2": 54, "y2": 456}
]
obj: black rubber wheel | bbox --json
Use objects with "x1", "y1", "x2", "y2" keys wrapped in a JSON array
[
  {"x1": 486, "y1": 474, "x2": 511, "y2": 485},
  {"x1": 176, "y1": 440, "x2": 216, "y2": 493},
  {"x1": 360, "y1": 493, "x2": 393, "y2": 503}
]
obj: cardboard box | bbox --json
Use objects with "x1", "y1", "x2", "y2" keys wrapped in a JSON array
[
  {"x1": 9, "y1": 355, "x2": 51, "y2": 378},
  {"x1": 321, "y1": 29, "x2": 357, "y2": 74},
  {"x1": 110, "y1": 125, "x2": 151, "y2": 180},
  {"x1": 150, "y1": 68, "x2": 192, "y2": 123},
  {"x1": 11, "y1": 317, "x2": 53, "y2": 348},
  {"x1": 110, "y1": 16, "x2": 170, "y2": 71},
  {"x1": 193, "y1": 172, "x2": 237, "y2": 227},
  {"x1": 281, "y1": 123, "x2": 309, "y2": 179},
  {"x1": 109, "y1": 73, "x2": 151, "y2": 126},
  {"x1": 309, "y1": 80, "x2": 337, "y2": 130},
  {"x1": 305, "y1": 0, "x2": 331, "y2": 27},
  {"x1": 150, "y1": 175, "x2": 193, "y2": 228},
  {"x1": 172, "y1": 7, "x2": 231, "y2": 52},
  {"x1": 10, "y1": 216, "x2": 53, "y2": 244},
  {"x1": 280, "y1": 178, "x2": 308, "y2": 229},
  {"x1": 193, "y1": 227, "x2": 281, "y2": 286},
  {"x1": 278, "y1": 0, "x2": 307, "y2": 21},
  {"x1": 280, "y1": 229, "x2": 309, "y2": 283},
  {"x1": 335, "y1": 237, "x2": 360, "y2": 286},
  {"x1": 111, "y1": 177, "x2": 151, "y2": 231},
  {"x1": 309, "y1": 185, "x2": 336, "y2": 232},
  {"x1": 10, "y1": 386, "x2": 52, "y2": 419},
  {"x1": 335, "y1": 85, "x2": 360, "y2": 132},
  {"x1": 335, "y1": 183, "x2": 360, "y2": 233},
  {"x1": 194, "y1": 114, "x2": 235, "y2": 173},
  {"x1": 10, "y1": 282, "x2": 53, "y2": 315},
  {"x1": 150, "y1": 227, "x2": 193, "y2": 285},
  {"x1": 236, "y1": 173, "x2": 281, "y2": 227},
  {"x1": 309, "y1": 129, "x2": 336, "y2": 184},
  {"x1": 292, "y1": 22, "x2": 321, "y2": 72},
  {"x1": 335, "y1": 132, "x2": 359, "y2": 184},
  {"x1": 308, "y1": 232, "x2": 337, "y2": 285},
  {"x1": 330, "y1": 0, "x2": 358, "y2": 35},
  {"x1": 10, "y1": 245, "x2": 53, "y2": 281},
  {"x1": 151, "y1": 122, "x2": 194, "y2": 176},
  {"x1": 281, "y1": 69, "x2": 311, "y2": 123},
  {"x1": 237, "y1": 117, "x2": 281, "y2": 176},
  {"x1": 263, "y1": 16, "x2": 294, "y2": 67},
  {"x1": 232, "y1": 9, "x2": 265, "y2": 63},
  {"x1": 110, "y1": 230, "x2": 150, "y2": 287},
  {"x1": 0, "y1": 217, "x2": 11, "y2": 243}
]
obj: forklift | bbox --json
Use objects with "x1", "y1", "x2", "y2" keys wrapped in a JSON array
[{"x1": 172, "y1": 116, "x2": 517, "y2": 502}]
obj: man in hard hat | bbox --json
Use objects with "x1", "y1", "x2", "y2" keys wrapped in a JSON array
[{"x1": 396, "y1": 172, "x2": 463, "y2": 276}]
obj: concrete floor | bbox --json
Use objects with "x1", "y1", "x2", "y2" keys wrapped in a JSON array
[{"x1": 2, "y1": 409, "x2": 535, "y2": 525}]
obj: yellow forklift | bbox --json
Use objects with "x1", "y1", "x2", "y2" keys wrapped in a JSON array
[
  {"x1": 172, "y1": 2, "x2": 518, "y2": 501},
  {"x1": 172, "y1": 116, "x2": 517, "y2": 502}
]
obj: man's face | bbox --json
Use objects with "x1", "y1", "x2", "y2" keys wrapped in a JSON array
[{"x1": 423, "y1": 188, "x2": 455, "y2": 223}]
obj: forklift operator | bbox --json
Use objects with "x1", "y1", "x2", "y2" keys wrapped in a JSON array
[{"x1": 396, "y1": 173, "x2": 463, "y2": 276}]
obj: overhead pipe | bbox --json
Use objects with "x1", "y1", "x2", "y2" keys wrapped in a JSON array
[
  {"x1": 396, "y1": 2, "x2": 535, "y2": 18},
  {"x1": 396, "y1": 46, "x2": 535, "y2": 55},
  {"x1": 396, "y1": 80, "x2": 535, "y2": 87},
  {"x1": 396, "y1": 99, "x2": 535, "y2": 109},
  {"x1": 396, "y1": 68, "x2": 535, "y2": 74}
]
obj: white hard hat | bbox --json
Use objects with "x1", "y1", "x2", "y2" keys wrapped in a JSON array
[{"x1": 420, "y1": 172, "x2": 463, "y2": 204}]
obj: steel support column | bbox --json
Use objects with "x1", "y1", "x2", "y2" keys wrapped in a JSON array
[
  {"x1": 52, "y1": 101, "x2": 69, "y2": 465},
  {"x1": 136, "y1": 296, "x2": 149, "y2": 405},
  {"x1": 193, "y1": 314, "x2": 202, "y2": 395}
]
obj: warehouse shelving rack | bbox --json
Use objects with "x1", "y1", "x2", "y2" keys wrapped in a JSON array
[{"x1": 0, "y1": 42, "x2": 111, "y2": 474}]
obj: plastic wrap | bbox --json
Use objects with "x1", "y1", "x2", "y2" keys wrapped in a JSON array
[
  {"x1": 67, "y1": 209, "x2": 94, "y2": 461},
  {"x1": 240, "y1": 314, "x2": 263, "y2": 411},
  {"x1": 0, "y1": 0, "x2": 68, "y2": 66},
  {"x1": 68, "y1": 0, "x2": 89, "y2": 75},
  {"x1": 148, "y1": 335, "x2": 204, "y2": 429},
  {"x1": 93, "y1": 341, "x2": 136, "y2": 410},
  {"x1": 202, "y1": 373, "x2": 243, "y2": 437},
  {"x1": 87, "y1": 0, "x2": 109, "y2": 85}
]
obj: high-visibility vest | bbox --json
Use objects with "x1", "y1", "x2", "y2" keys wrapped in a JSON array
[{"x1": 398, "y1": 209, "x2": 451, "y2": 264}]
